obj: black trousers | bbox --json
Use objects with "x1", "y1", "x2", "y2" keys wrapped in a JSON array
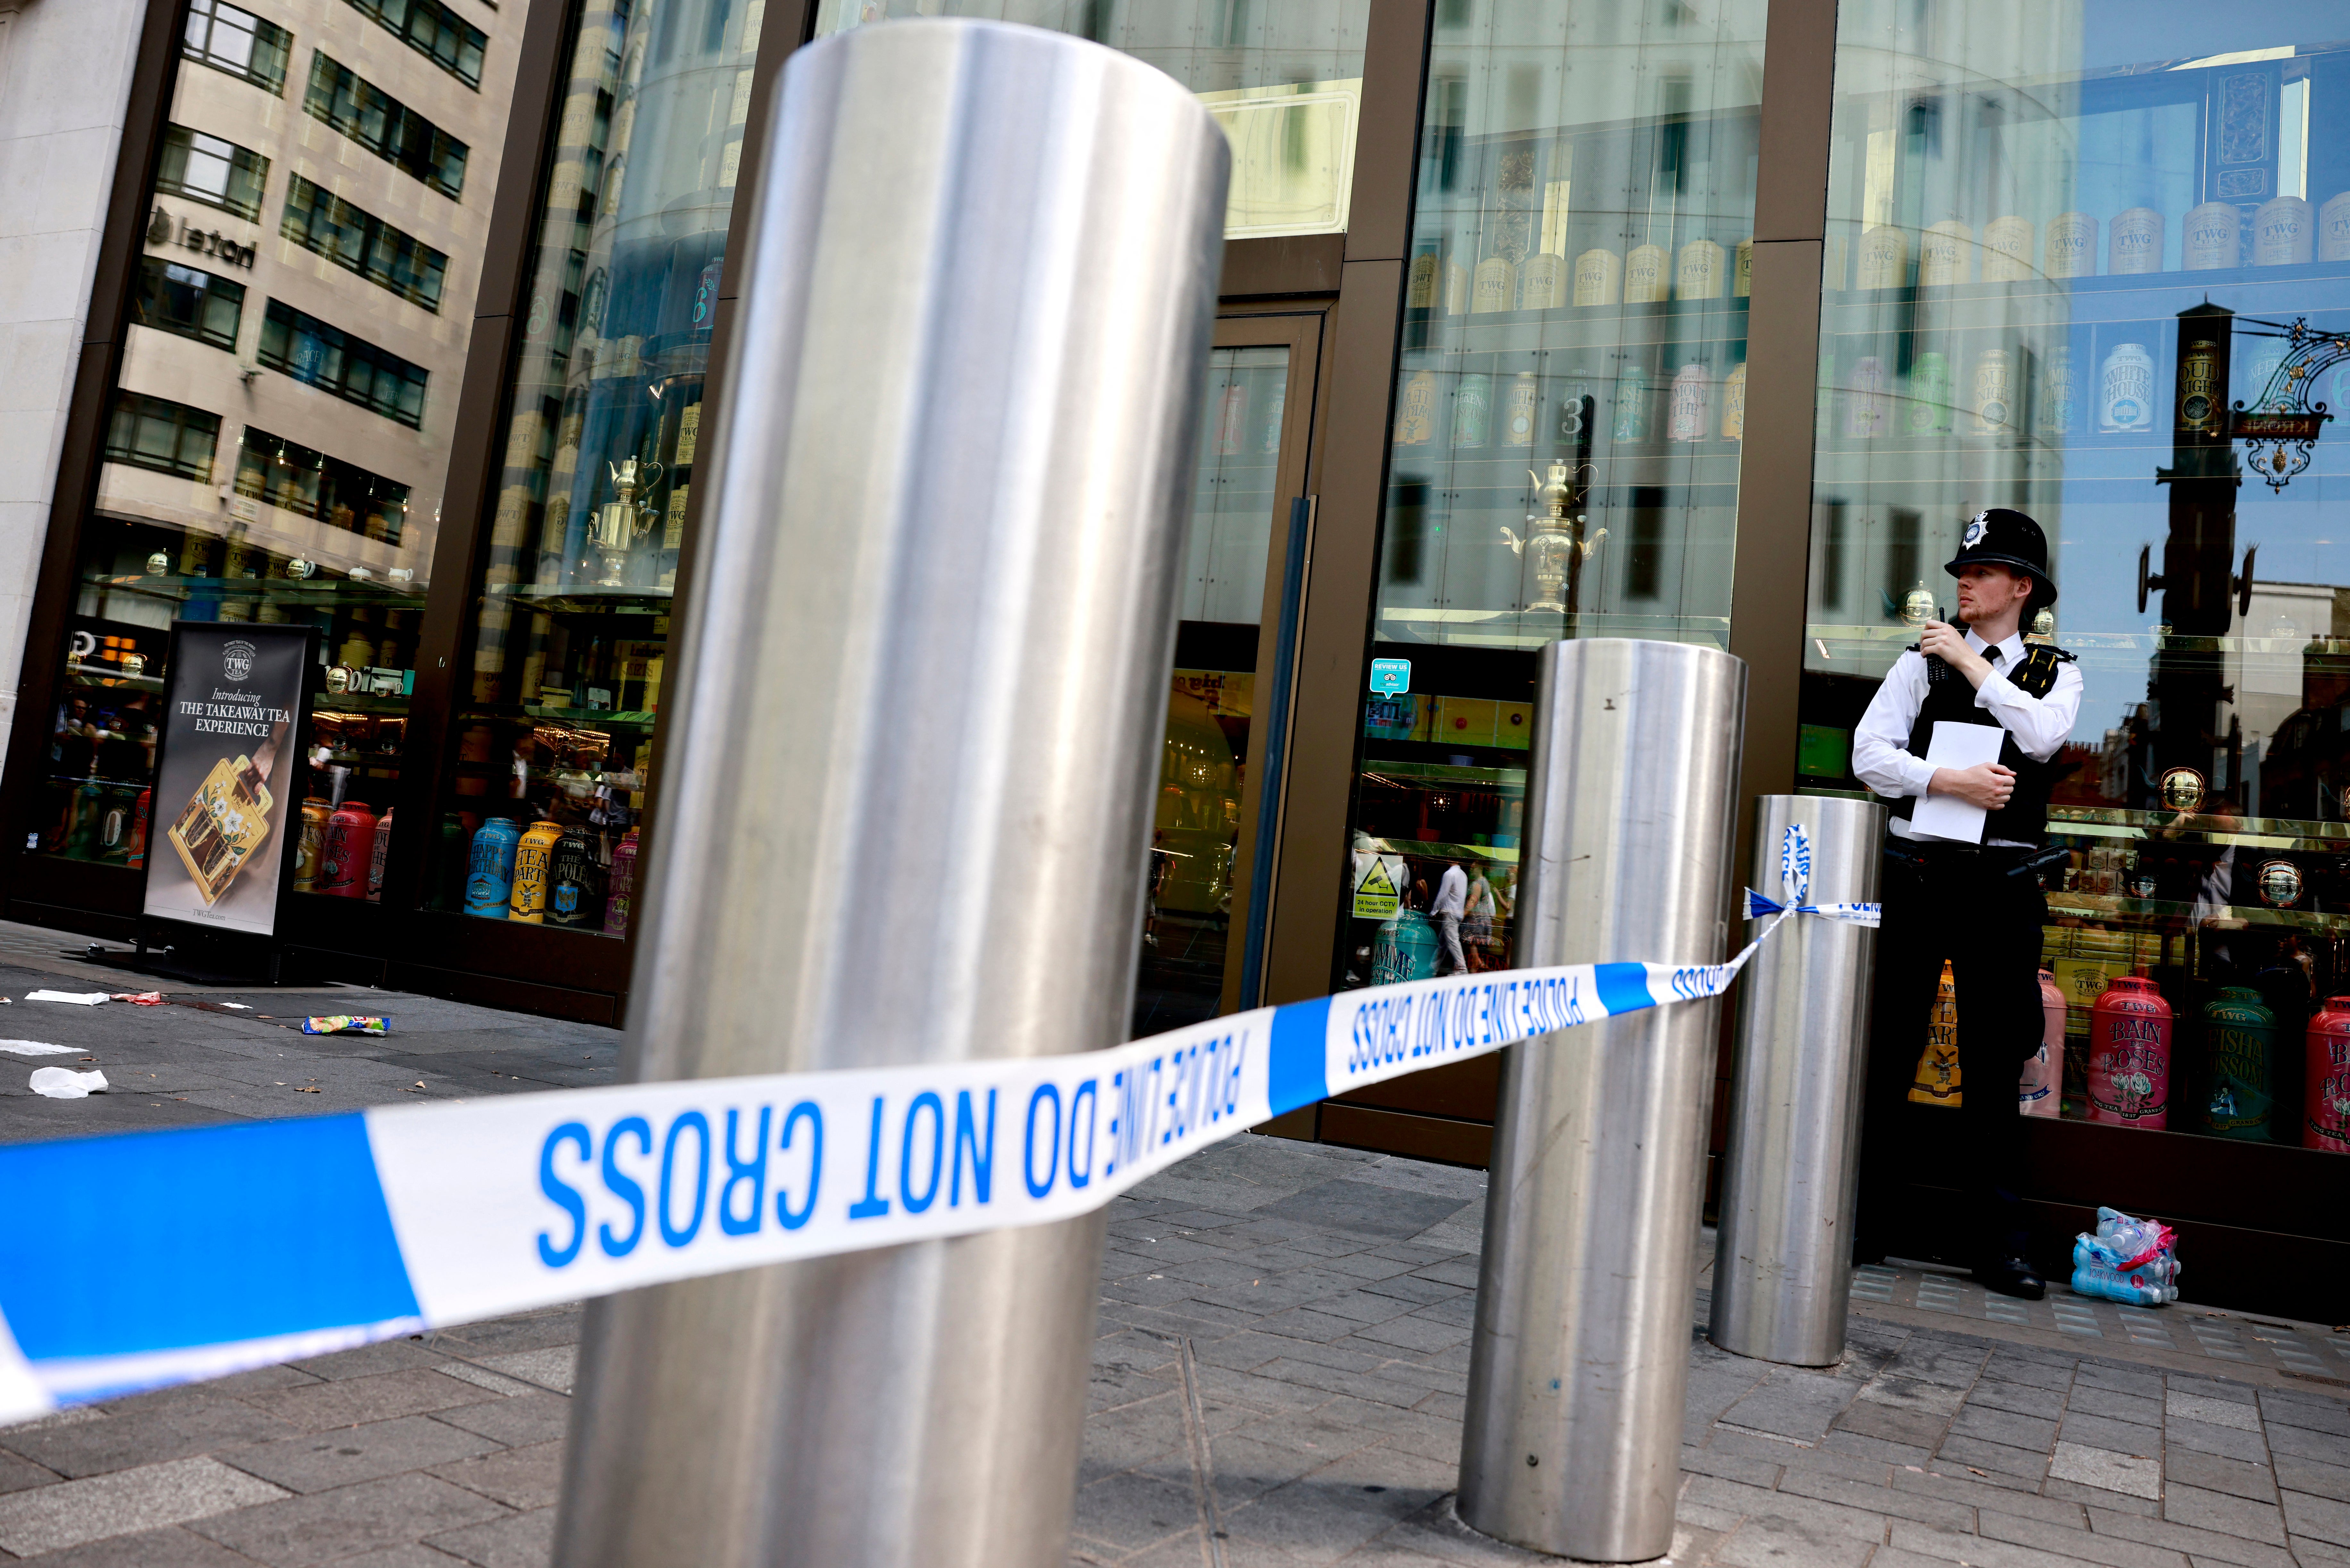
[{"x1": 1856, "y1": 843, "x2": 2050, "y2": 1266}]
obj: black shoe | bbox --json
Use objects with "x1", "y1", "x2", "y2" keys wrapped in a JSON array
[{"x1": 1974, "y1": 1256, "x2": 2046, "y2": 1301}]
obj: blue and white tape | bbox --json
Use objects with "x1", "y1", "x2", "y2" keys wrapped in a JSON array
[{"x1": 0, "y1": 828, "x2": 1874, "y2": 1424}]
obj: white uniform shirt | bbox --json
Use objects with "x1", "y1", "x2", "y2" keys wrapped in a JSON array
[
  {"x1": 1851, "y1": 628, "x2": 2085, "y2": 847},
  {"x1": 1430, "y1": 863, "x2": 1468, "y2": 918}
]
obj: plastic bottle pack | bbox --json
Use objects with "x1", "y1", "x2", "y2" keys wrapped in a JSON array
[{"x1": 2069, "y1": 1206, "x2": 2180, "y2": 1305}]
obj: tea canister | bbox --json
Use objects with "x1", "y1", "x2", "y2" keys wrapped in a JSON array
[{"x1": 2088, "y1": 975, "x2": 2172, "y2": 1128}]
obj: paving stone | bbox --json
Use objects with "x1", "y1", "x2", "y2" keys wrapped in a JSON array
[
  {"x1": 1678, "y1": 1444, "x2": 1782, "y2": 1488},
  {"x1": 475, "y1": 1349, "x2": 575, "y2": 1396},
  {"x1": 1950, "y1": 1402, "x2": 2061, "y2": 1452},
  {"x1": 1249, "y1": 1180, "x2": 1469, "y2": 1241},
  {"x1": 0, "y1": 1455, "x2": 288, "y2": 1558},
  {"x1": 289, "y1": 1341, "x2": 457, "y2": 1383},
  {"x1": 2260, "y1": 1392, "x2": 2350, "y2": 1439},
  {"x1": 2158, "y1": 1484, "x2": 2290, "y2": 1547},
  {"x1": 2085, "y1": 1512, "x2": 2296, "y2": 1568},
  {"x1": 1890, "y1": 1465, "x2": 2087, "y2": 1524},
  {"x1": 1877, "y1": 1343, "x2": 1991, "y2": 1389},
  {"x1": 1835, "y1": 1398, "x2": 1950, "y2": 1449},
  {"x1": 425, "y1": 1443, "x2": 562, "y2": 1512},
  {"x1": 2266, "y1": 1421, "x2": 2350, "y2": 1465},
  {"x1": 2167, "y1": 1420, "x2": 2271, "y2": 1465},
  {"x1": 188, "y1": 1472, "x2": 513, "y2": 1566},
  {"x1": 2050, "y1": 1440, "x2": 2165, "y2": 1500},
  {"x1": 1860, "y1": 1377, "x2": 1967, "y2": 1415},
  {"x1": 2072, "y1": 1363, "x2": 2165, "y2": 1401},
  {"x1": 2163, "y1": 1447, "x2": 2276, "y2": 1503},
  {"x1": 422, "y1": 1505, "x2": 554, "y2": 1568},
  {"x1": 2170, "y1": 1391, "x2": 2263, "y2": 1432},
  {"x1": 1710, "y1": 1518, "x2": 1878, "y2": 1568},
  {"x1": 2284, "y1": 1488, "x2": 2350, "y2": 1549},
  {"x1": 2276, "y1": 1453, "x2": 2350, "y2": 1504},
  {"x1": 1965, "y1": 1378, "x2": 2066, "y2": 1419},
  {"x1": 236, "y1": 1370, "x2": 501, "y2": 1435},
  {"x1": 0, "y1": 1393, "x2": 302, "y2": 1479},
  {"x1": 1817, "y1": 1428, "x2": 1935, "y2": 1468},
  {"x1": 1717, "y1": 1369, "x2": 1861, "y2": 1443},
  {"x1": 215, "y1": 1416, "x2": 503, "y2": 1495},
  {"x1": 2063, "y1": 1411, "x2": 2166, "y2": 1457},
  {"x1": 0, "y1": 1450, "x2": 59, "y2": 1496},
  {"x1": 1975, "y1": 1509, "x2": 2197, "y2": 1566},
  {"x1": 1678, "y1": 1473, "x2": 1893, "y2": 1543},
  {"x1": 428, "y1": 1395, "x2": 572, "y2": 1449},
  {"x1": 1886, "y1": 1520, "x2": 2162, "y2": 1568},
  {"x1": 1936, "y1": 1432, "x2": 2051, "y2": 1482},
  {"x1": 18, "y1": 1523, "x2": 275, "y2": 1566},
  {"x1": 1773, "y1": 1466, "x2": 1974, "y2": 1530},
  {"x1": 2072, "y1": 1386, "x2": 2167, "y2": 1427},
  {"x1": 1073, "y1": 1468, "x2": 1206, "y2": 1550}
]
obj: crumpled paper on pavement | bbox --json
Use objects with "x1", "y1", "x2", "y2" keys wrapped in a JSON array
[
  {"x1": 26, "y1": 991, "x2": 107, "y2": 1006},
  {"x1": 28, "y1": 1067, "x2": 108, "y2": 1098}
]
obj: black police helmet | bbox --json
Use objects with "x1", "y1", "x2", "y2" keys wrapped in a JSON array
[{"x1": 1944, "y1": 507, "x2": 2056, "y2": 607}]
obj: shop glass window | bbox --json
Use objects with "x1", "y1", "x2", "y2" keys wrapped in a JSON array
[
  {"x1": 259, "y1": 299, "x2": 429, "y2": 427},
  {"x1": 132, "y1": 257, "x2": 246, "y2": 352},
  {"x1": 234, "y1": 427, "x2": 409, "y2": 543},
  {"x1": 183, "y1": 0, "x2": 293, "y2": 95},
  {"x1": 305, "y1": 53, "x2": 470, "y2": 198},
  {"x1": 1801, "y1": 6, "x2": 2350, "y2": 1156},
  {"x1": 341, "y1": 0, "x2": 487, "y2": 88},
  {"x1": 281, "y1": 174, "x2": 448, "y2": 311},
  {"x1": 156, "y1": 125, "x2": 271, "y2": 221},
  {"x1": 428, "y1": 0, "x2": 765, "y2": 938},
  {"x1": 1335, "y1": 0, "x2": 1768, "y2": 992},
  {"x1": 814, "y1": 0, "x2": 1371, "y2": 239},
  {"x1": 104, "y1": 391, "x2": 220, "y2": 481}
]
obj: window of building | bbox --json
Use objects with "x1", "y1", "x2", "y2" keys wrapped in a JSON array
[
  {"x1": 1335, "y1": 0, "x2": 1769, "y2": 990},
  {"x1": 816, "y1": 1, "x2": 1372, "y2": 239},
  {"x1": 183, "y1": 0, "x2": 292, "y2": 94},
  {"x1": 235, "y1": 427, "x2": 408, "y2": 542},
  {"x1": 1800, "y1": 10, "x2": 2350, "y2": 1157},
  {"x1": 281, "y1": 174, "x2": 447, "y2": 311},
  {"x1": 258, "y1": 299, "x2": 428, "y2": 427},
  {"x1": 155, "y1": 125, "x2": 270, "y2": 221},
  {"x1": 131, "y1": 257, "x2": 246, "y2": 352},
  {"x1": 428, "y1": 0, "x2": 762, "y2": 936},
  {"x1": 104, "y1": 392, "x2": 220, "y2": 482},
  {"x1": 304, "y1": 52, "x2": 469, "y2": 198},
  {"x1": 341, "y1": 0, "x2": 485, "y2": 89}
]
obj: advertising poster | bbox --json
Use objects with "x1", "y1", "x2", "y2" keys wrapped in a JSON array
[{"x1": 141, "y1": 623, "x2": 313, "y2": 937}]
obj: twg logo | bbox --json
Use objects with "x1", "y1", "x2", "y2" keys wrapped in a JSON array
[{"x1": 221, "y1": 640, "x2": 257, "y2": 683}]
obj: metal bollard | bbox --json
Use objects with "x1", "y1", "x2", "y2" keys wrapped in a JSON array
[
  {"x1": 1710, "y1": 796, "x2": 1885, "y2": 1366},
  {"x1": 1458, "y1": 640, "x2": 1746, "y2": 1563},
  {"x1": 551, "y1": 21, "x2": 1227, "y2": 1568}
]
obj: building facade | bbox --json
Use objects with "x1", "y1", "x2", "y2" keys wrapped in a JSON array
[{"x1": 5, "y1": 0, "x2": 2347, "y2": 1317}]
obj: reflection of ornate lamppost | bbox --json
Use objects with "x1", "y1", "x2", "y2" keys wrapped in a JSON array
[
  {"x1": 593, "y1": 457, "x2": 663, "y2": 588},
  {"x1": 1500, "y1": 461, "x2": 1604, "y2": 615}
]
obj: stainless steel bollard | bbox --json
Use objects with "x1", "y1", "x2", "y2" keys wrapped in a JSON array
[
  {"x1": 1709, "y1": 796, "x2": 1885, "y2": 1367},
  {"x1": 551, "y1": 21, "x2": 1227, "y2": 1568},
  {"x1": 1459, "y1": 640, "x2": 1747, "y2": 1563}
]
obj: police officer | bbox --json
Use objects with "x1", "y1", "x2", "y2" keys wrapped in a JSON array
[{"x1": 1851, "y1": 508, "x2": 2083, "y2": 1300}]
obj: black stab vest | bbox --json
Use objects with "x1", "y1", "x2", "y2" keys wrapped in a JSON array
[{"x1": 1888, "y1": 643, "x2": 2074, "y2": 845}]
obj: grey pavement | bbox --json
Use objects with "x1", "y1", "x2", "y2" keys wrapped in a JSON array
[{"x1": 1, "y1": 922, "x2": 2346, "y2": 1565}]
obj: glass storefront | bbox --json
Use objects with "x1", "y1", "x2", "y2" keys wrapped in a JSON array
[
  {"x1": 30, "y1": 0, "x2": 500, "y2": 908},
  {"x1": 1137, "y1": 341, "x2": 1293, "y2": 1036},
  {"x1": 813, "y1": 1, "x2": 1371, "y2": 239},
  {"x1": 435, "y1": 0, "x2": 763, "y2": 937},
  {"x1": 1339, "y1": 0, "x2": 1769, "y2": 992},
  {"x1": 1802, "y1": 4, "x2": 2350, "y2": 1156}
]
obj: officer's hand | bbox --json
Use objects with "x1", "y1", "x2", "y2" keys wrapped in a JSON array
[
  {"x1": 1919, "y1": 621, "x2": 1988, "y2": 681},
  {"x1": 1930, "y1": 762, "x2": 2015, "y2": 809}
]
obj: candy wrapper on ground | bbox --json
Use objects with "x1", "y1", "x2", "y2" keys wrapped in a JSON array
[
  {"x1": 2070, "y1": 1206, "x2": 2180, "y2": 1304},
  {"x1": 300, "y1": 1015, "x2": 388, "y2": 1036}
]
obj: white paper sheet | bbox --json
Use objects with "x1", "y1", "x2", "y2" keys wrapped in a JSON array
[
  {"x1": 25, "y1": 991, "x2": 107, "y2": 1006},
  {"x1": 1908, "y1": 721, "x2": 2008, "y2": 843},
  {"x1": 0, "y1": 1041, "x2": 78, "y2": 1056}
]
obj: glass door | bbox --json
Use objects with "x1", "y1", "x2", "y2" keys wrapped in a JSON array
[{"x1": 1134, "y1": 313, "x2": 1323, "y2": 1037}]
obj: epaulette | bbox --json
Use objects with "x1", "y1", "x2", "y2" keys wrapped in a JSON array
[{"x1": 2014, "y1": 642, "x2": 2074, "y2": 698}]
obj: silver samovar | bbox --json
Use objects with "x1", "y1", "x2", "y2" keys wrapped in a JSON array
[
  {"x1": 1500, "y1": 461, "x2": 1604, "y2": 615},
  {"x1": 592, "y1": 458, "x2": 664, "y2": 588}
]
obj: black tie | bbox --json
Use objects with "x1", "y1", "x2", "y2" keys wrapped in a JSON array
[{"x1": 1984, "y1": 647, "x2": 2003, "y2": 666}]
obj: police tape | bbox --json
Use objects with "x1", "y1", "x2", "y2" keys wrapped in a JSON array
[{"x1": 0, "y1": 827, "x2": 1874, "y2": 1424}]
